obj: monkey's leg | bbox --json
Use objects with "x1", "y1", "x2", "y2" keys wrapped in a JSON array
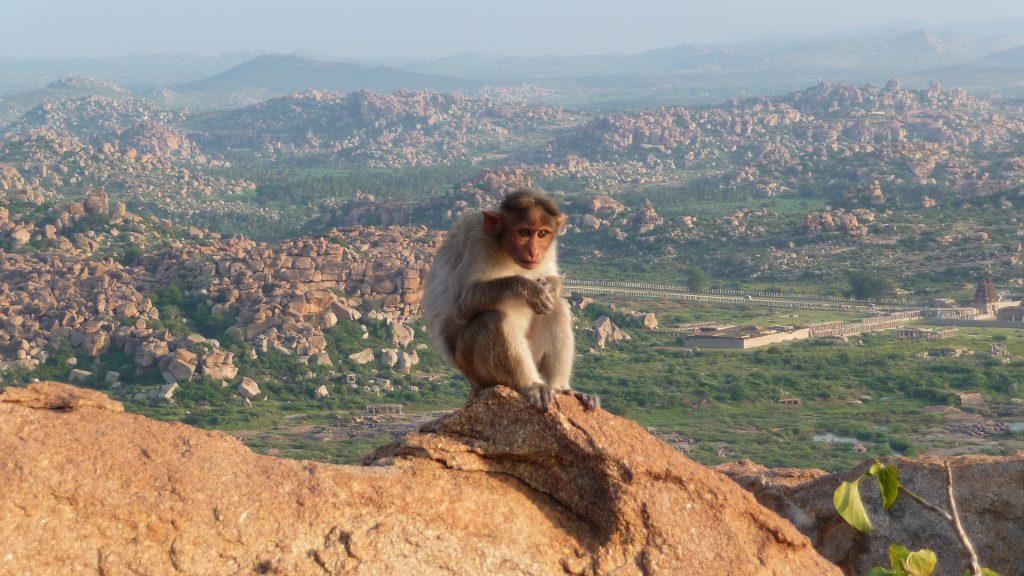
[
  {"x1": 532, "y1": 298, "x2": 574, "y2": 391},
  {"x1": 456, "y1": 310, "x2": 553, "y2": 411},
  {"x1": 533, "y1": 297, "x2": 600, "y2": 411}
]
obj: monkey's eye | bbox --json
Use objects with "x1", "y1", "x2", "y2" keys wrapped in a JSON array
[
  {"x1": 537, "y1": 230, "x2": 549, "y2": 238},
  {"x1": 518, "y1": 229, "x2": 533, "y2": 238}
]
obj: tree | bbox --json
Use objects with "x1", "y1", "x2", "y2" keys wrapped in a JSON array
[
  {"x1": 686, "y1": 267, "x2": 711, "y2": 292},
  {"x1": 846, "y1": 270, "x2": 892, "y2": 300}
]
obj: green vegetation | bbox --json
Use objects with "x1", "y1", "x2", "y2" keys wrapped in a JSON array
[
  {"x1": 847, "y1": 270, "x2": 894, "y2": 300},
  {"x1": 835, "y1": 462, "x2": 1001, "y2": 576}
]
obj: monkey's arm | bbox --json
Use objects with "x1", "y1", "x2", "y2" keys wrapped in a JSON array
[{"x1": 455, "y1": 276, "x2": 553, "y2": 322}]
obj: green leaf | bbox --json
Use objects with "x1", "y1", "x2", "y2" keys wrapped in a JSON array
[
  {"x1": 871, "y1": 462, "x2": 901, "y2": 510},
  {"x1": 869, "y1": 569, "x2": 898, "y2": 576},
  {"x1": 889, "y1": 544, "x2": 911, "y2": 569},
  {"x1": 834, "y1": 477, "x2": 873, "y2": 533},
  {"x1": 902, "y1": 549, "x2": 937, "y2": 576},
  {"x1": 978, "y1": 569, "x2": 1002, "y2": 576}
]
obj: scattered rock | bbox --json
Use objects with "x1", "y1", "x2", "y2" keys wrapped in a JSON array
[
  {"x1": 237, "y1": 377, "x2": 260, "y2": 400},
  {"x1": 68, "y1": 368, "x2": 91, "y2": 384},
  {"x1": 348, "y1": 348, "x2": 374, "y2": 365},
  {"x1": 379, "y1": 348, "x2": 399, "y2": 368},
  {"x1": 592, "y1": 316, "x2": 630, "y2": 348}
]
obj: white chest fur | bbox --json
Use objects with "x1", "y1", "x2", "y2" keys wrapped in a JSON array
[{"x1": 479, "y1": 260, "x2": 557, "y2": 336}]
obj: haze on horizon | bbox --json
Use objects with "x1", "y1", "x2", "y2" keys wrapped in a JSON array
[{"x1": 4, "y1": 0, "x2": 1024, "y2": 61}]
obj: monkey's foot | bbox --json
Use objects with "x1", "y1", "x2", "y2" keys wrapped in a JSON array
[
  {"x1": 524, "y1": 385, "x2": 556, "y2": 412},
  {"x1": 559, "y1": 390, "x2": 601, "y2": 411}
]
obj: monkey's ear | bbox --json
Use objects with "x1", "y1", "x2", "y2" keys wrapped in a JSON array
[
  {"x1": 555, "y1": 215, "x2": 568, "y2": 236},
  {"x1": 482, "y1": 211, "x2": 502, "y2": 236}
]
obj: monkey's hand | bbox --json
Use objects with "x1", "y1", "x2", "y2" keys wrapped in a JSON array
[
  {"x1": 524, "y1": 384, "x2": 556, "y2": 412},
  {"x1": 539, "y1": 275, "x2": 563, "y2": 298},
  {"x1": 517, "y1": 277, "x2": 555, "y2": 315}
]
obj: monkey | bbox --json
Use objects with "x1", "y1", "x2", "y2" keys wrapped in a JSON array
[{"x1": 423, "y1": 188, "x2": 599, "y2": 412}]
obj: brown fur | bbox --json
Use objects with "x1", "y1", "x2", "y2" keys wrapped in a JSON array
[{"x1": 422, "y1": 189, "x2": 598, "y2": 411}]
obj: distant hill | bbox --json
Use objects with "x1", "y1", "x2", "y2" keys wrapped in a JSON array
[
  {"x1": 157, "y1": 55, "x2": 477, "y2": 110},
  {"x1": 981, "y1": 44, "x2": 1024, "y2": 67},
  {"x1": 389, "y1": 29, "x2": 1024, "y2": 108},
  {"x1": 0, "y1": 77, "x2": 129, "y2": 127},
  {"x1": 0, "y1": 53, "x2": 257, "y2": 95},
  {"x1": 404, "y1": 29, "x2": 1015, "y2": 81},
  {"x1": 885, "y1": 43, "x2": 1024, "y2": 97}
]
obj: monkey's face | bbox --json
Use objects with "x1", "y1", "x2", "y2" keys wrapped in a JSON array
[
  {"x1": 502, "y1": 221, "x2": 556, "y2": 270},
  {"x1": 484, "y1": 203, "x2": 566, "y2": 270}
]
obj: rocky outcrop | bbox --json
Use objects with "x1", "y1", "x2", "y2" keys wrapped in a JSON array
[
  {"x1": 720, "y1": 456, "x2": 1024, "y2": 576},
  {"x1": 0, "y1": 382, "x2": 839, "y2": 575},
  {"x1": 631, "y1": 199, "x2": 664, "y2": 234},
  {"x1": 592, "y1": 316, "x2": 630, "y2": 348},
  {"x1": 804, "y1": 208, "x2": 874, "y2": 236}
]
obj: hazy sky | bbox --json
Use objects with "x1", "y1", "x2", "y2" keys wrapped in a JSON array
[{"x1": 3, "y1": 0, "x2": 1024, "y2": 59}]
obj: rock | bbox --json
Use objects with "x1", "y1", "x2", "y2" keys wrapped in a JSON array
[
  {"x1": 160, "y1": 349, "x2": 197, "y2": 383},
  {"x1": 632, "y1": 199, "x2": 664, "y2": 233},
  {"x1": 312, "y1": 352, "x2": 333, "y2": 367},
  {"x1": 9, "y1": 226, "x2": 32, "y2": 249},
  {"x1": 135, "y1": 340, "x2": 169, "y2": 368},
  {"x1": 237, "y1": 377, "x2": 260, "y2": 399},
  {"x1": 161, "y1": 359, "x2": 194, "y2": 383},
  {"x1": 319, "y1": 311, "x2": 338, "y2": 329},
  {"x1": 104, "y1": 371, "x2": 121, "y2": 384},
  {"x1": 722, "y1": 456, "x2": 1024, "y2": 576},
  {"x1": 0, "y1": 381, "x2": 122, "y2": 412},
  {"x1": 158, "y1": 382, "x2": 179, "y2": 401},
  {"x1": 396, "y1": 350, "x2": 419, "y2": 373},
  {"x1": 331, "y1": 301, "x2": 362, "y2": 321},
  {"x1": 592, "y1": 316, "x2": 629, "y2": 348},
  {"x1": 83, "y1": 190, "x2": 109, "y2": 216},
  {"x1": 314, "y1": 385, "x2": 330, "y2": 399},
  {"x1": 716, "y1": 460, "x2": 829, "y2": 513},
  {"x1": 0, "y1": 383, "x2": 838, "y2": 575},
  {"x1": 581, "y1": 214, "x2": 603, "y2": 230},
  {"x1": 348, "y1": 348, "x2": 374, "y2": 365},
  {"x1": 390, "y1": 321, "x2": 415, "y2": 347},
  {"x1": 81, "y1": 331, "x2": 110, "y2": 357},
  {"x1": 68, "y1": 369, "x2": 92, "y2": 384},
  {"x1": 201, "y1": 350, "x2": 238, "y2": 381},
  {"x1": 642, "y1": 312, "x2": 658, "y2": 330},
  {"x1": 379, "y1": 348, "x2": 399, "y2": 368}
]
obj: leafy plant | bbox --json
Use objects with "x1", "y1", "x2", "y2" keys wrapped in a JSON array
[
  {"x1": 833, "y1": 461, "x2": 1000, "y2": 576},
  {"x1": 868, "y1": 545, "x2": 937, "y2": 576}
]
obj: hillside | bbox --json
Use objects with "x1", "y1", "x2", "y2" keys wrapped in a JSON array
[
  {"x1": 0, "y1": 77, "x2": 129, "y2": 127},
  {"x1": 981, "y1": 44, "x2": 1024, "y2": 67},
  {"x1": 552, "y1": 80, "x2": 1024, "y2": 203},
  {"x1": 190, "y1": 88, "x2": 577, "y2": 166},
  {"x1": 158, "y1": 54, "x2": 477, "y2": 109}
]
